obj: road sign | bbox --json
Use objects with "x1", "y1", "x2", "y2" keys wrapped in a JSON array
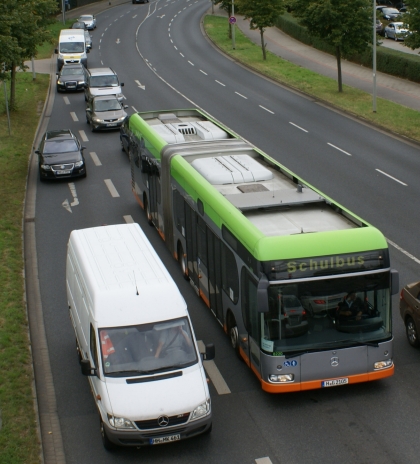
[{"x1": 229, "y1": 16, "x2": 236, "y2": 24}]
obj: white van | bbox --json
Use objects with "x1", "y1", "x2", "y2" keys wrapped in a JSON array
[
  {"x1": 66, "y1": 223, "x2": 214, "y2": 450},
  {"x1": 56, "y1": 29, "x2": 88, "y2": 71}
]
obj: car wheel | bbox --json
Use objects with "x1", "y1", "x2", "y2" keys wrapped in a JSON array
[
  {"x1": 100, "y1": 418, "x2": 114, "y2": 451},
  {"x1": 394, "y1": 35, "x2": 398, "y2": 41},
  {"x1": 384, "y1": 32, "x2": 388, "y2": 39},
  {"x1": 406, "y1": 316, "x2": 420, "y2": 347},
  {"x1": 178, "y1": 243, "x2": 188, "y2": 280}
]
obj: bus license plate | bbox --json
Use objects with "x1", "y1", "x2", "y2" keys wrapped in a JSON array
[
  {"x1": 149, "y1": 434, "x2": 181, "y2": 445},
  {"x1": 322, "y1": 378, "x2": 348, "y2": 387}
]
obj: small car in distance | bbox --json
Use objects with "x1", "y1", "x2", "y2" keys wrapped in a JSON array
[
  {"x1": 86, "y1": 95, "x2": 128, "y2": 131},
  {"x1": 56, "y1": 64, "x2": 86, "y2": 92},
  {"x1": 36, "y1": 129, "x2": 87, "y2": 181},
  {"x1": 78, "y1": 14, "x2": 96, "y2": 30},
  {"x1": 384, "y1": 22, "x2": 410, "y2": 40},
  {"x1": 400, "y1": 281, "x2": 420, "y2": 347},
  {"x1": 84, "y1": 31, "x2": 92, "y2": 50},
  {"x1": 72, "y1": 21, "x2": 87, "y2": 30},
  {"x1": 382, "y1": 7, "x2": 401, "y2": 20}
]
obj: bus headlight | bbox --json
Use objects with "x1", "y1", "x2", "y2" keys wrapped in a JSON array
[
  {"x1": 107, "y1": 414, "x2": 135, "y2": 429},
  {"x1": 374, "y1": 359, "x2": 393, "y2": 370},
  {"x1": 269, "y1": 374, "x2": 294, "y2": 383},
  {"x1": 191, "y1": 398, "x2": 211, "y2": 420}
]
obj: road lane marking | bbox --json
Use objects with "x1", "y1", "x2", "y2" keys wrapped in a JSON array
[
  {"x1": 327, "y1": 143, "x2": 352, "y2": 156},
  {"x1": 69, "y1": 183, "x2": 79, "y2": 206},
  {"x1": 376, "y1": 169, "x2": 407, "y2": 186},
  {"x1": 104, "y1": 179, "x2": 120, "y2": 197},
  {"x1": 132, "y1": 15, "x2": 137, "y2": 18},
  {"x1": 63, "y1": 97, "x2": 70, "y2": 105},
  {"x1": 132, "y1": 106, "x2": 138, "y2": 112},
  {"x1": 124, "y1": 215, "x2": 135, "y2": 223},
  {"x1": 135, "y1": 79, "x2": 145, "y2": 90},
  {"x1": 200, "y1": 70, "x2": 207, "y2": 75},
  {"x1": 79, "y1": 130, "x2": 88, "y2": 142},
  {"x1": 259, "y1": 105, "x2": 274, "y2": 114},
  {"x1": 289, "y1": 122, "x2": 307, "y2": 132},
  {"x1": 70, "y1": 112, "x2": 78, "y2": 122},
  {"x1": 255, "y1": 458, "x2": 273, "y2": 464},
  {"x1": 180, "y1": 52, "x2": 184, "y2": 57},
  {"x1": 197, "y1": 341, "x2": 231, "y2": 395},
  {"x1": 188, "y1": 61, "x2": 194, "y2": 66},
  {"x1": 90, "y1": 152, "x2": 101, "y2": 166},
  {"x1": 235, "y1": 92, "x2": 247, "y2": 99},
  {"x1": 387, "y1": 238, "x2": 420, "y2": 265},
  {"x1": 215, "y1": 80, "x2": 225, "y2": 86}
]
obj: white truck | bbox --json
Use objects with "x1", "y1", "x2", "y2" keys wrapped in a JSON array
[
  {"x1": 66, "y1": 223, "x2": 214, "y2": 450},
  {"x1": 56, "y1": 29, "x2": 88, "y2": 72}
]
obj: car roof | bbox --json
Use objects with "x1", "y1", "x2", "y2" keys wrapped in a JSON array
[
  {"x1": 87, "y1": 67, "x2": 115, "y2": 76},
  {"x1": 92, "y1": 95, "x2": 120, "y2": 101},
  {"x1": 61, "y1": 64, "x2": 84, "y2": 69},
  {"x1": 79, "y1": 14, "x2": 93, "y2": 19},
  {"x1": 45, "y1": 129, "x2": 75, "y2": 140}
]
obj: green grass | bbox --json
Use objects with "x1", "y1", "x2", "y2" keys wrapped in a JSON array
[
  {"x1": 0, "y1": 72, "x2": 49, "y2": 464},
  {"x1": 36, "y1": 19, "x2": 75, "y2": 60},
  {"x1": 204, "y1": 15, "x2": 420, "y2": 143}
]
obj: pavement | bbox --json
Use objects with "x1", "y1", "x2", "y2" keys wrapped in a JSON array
[{"x1": 26, "y1": 0, "x2": 420, "y2": 112}]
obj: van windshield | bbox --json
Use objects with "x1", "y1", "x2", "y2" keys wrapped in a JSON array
[
  {"x1": 60, "y1": 42, "x2": 85, "y2": 53},
  {"x1": 99, "y1": 317, "x2": 198, "y2": 377},
  {"x1": 89, "y1": 75, "x2": 119, "y2": 87}
]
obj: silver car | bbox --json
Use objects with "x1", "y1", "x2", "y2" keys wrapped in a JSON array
[
  {"x1": 384, "y1": 22, "x2": 410, "y2": 41},
  {"x1": 84, "y1": 31, "x2": 92, "y2": 50},
  {"x1": 86, "y1": 95, "x2": 128, "y2": 132},
  {"x1": 78, "y1": 14, "x2": 96, "y2": 30}
]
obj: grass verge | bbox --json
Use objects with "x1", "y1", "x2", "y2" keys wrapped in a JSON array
[
  {"x1": 0, "y1": 72, "x2": 49, "y2": 464},
  {"x1": 204, "y1": 15, "x2": 420, "y2": 143}
]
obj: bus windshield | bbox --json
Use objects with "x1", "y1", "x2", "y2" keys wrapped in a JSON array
[
  {"x1": 99, "y1": 317, "x2": 198, "y2": 377},
  {"x1": 261, "y1": 272, "x2": 391, "y2": 354}
]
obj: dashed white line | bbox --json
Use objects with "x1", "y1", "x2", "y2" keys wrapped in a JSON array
[
  {"x1": 170, "y1": 39, "x2": 173, "y2": 43},
  {"x1": 180, "y1": 52, "x2": 184, "y2": 57},
  {"x1": 63, "y1": 96, "x2": 70, "y2": 105},
  {"x1": 124, "y1": 215, "x2": 135, "y2": 223},
  {"x1": 235, "y1": 91, "x2": 247, "y2": 99},
  {"x1": 174, "y1": 45, "x2": 177, "y2": 50},
  {"x1": 215, "y1": 80, "x2": 225, "y2": 86},
  {"x1": 89, "y1": 152, "x2": 102, "y2": 166},
  {"x1": 200, "y1": 70, "x2": 207, "y2": 75},
  {"x1": 79, "y1": 130, "x2": 88, "y2": 142},
  {"x1": 101, "y1": 33, "x2": 104, "y2": 37},
  {"x1": 104, "y1": 179, "x2": 120, "y2": 198},
  {"x1": 328, "y1": 143, "x2": 352, "y2": 156},
  {"x1": 289, "y1": 122, "x2": 307, "y2": 132},
  {"x1": 376, "y1": 169, "x2": 407, "y2": 186},
  {"x1": 188, "y1": 61, "x2": 194, "y2": 66},
  {"x1": 259, "y1": 105, "x2": 274, "y2": 114},
  {"x1": 70, "y1": 112, "x2": 78, "y2": 122},
  {"x1": 132, "y1": 15, "x2": 137, "y2": 18}
]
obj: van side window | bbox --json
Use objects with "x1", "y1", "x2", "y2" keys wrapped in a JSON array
[{"x1": 90, "y1": 324, "x2": 99, "y2": 368}]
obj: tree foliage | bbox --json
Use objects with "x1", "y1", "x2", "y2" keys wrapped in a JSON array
[
  {"x1": 403, "y1": 0, "x2": 420, "y2": 50},
  {"x1": 291, "y1": 0, "x2": 372, "y2": 92},
  {"x1": 236, "y1": 0, "x2": 284, "y2": 60}
]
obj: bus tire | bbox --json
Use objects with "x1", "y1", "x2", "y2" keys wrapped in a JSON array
[
  {"x1": 406, "y1": 316, "x2": 420, "y2": 348},
  {"x1": 227, "y1": 313, "x2": 241, "y2": 358},
  {"x1": 178, "y1": 243, "x2": 189, "y2": 280},
  {"x1": 144, "y1": 195, "x2": 153, "y2": 226}
]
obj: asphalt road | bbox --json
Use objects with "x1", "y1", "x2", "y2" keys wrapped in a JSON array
[{"x1": 34, "y1": 1, "x2": 420, "y2": 463}]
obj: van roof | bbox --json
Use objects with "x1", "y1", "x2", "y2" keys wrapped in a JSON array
[
  {"x1": 68, "y1": 223, "x2": 187, "y2": 327},
  {"x1": 59, "y1": 29, "x2": 85, "y2": 39}
]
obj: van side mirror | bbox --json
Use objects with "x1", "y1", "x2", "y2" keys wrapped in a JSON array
[
  {"x1": 121, "y1": 82, "x2": 124, "y2": 87},
  {"x1": 203, "y1": 343, "x2": 215, "y2": 361},
  {"x1": 391, "y1": 269, "x2": 399, "y2": 295},
  {"x1": 80, "y1": 359, "x2": 97, "y2": 376}
]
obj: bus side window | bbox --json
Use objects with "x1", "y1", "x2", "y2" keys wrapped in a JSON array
[{"x1": 222, "y1": 244, "x2": 239, "y2": 303}]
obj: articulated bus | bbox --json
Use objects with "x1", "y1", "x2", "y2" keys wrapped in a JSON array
[{"x1": 120, "y1": 108, "x2": 399, "y2": 393}]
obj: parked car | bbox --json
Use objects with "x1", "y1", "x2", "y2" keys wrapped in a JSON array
[
  {"x1": 78, "y1": 14, "x2": 96, "y2": 30},
  {"x1": 72, "y1": 21, "x2": 87, "y2": 30},
  {"x1": 376, "y1": 19, "x2": 384, "y2": 35},
  {"x1": 84, "y1": 30, "x2": 92, "y2": 51},
  {"x1": 132, "y1": 0, "x2": 149, "y2": 3},
  {"x1": 86, "y1": 95, "x2": 128, "y2": 131},
  {"x1": 382, "y1": 8, "x2": 401, "y2": 20},
  {"x1": 35, "y1": 130, "x2": 87, "y2": 181},
  {"x1": 300, "y1": 291, "x2": 346, "y2": 317},
  {"x1": 384, "y1": 22, "x2": 410, "y2": 40},
  {"x1": 56, "y1": 64, "x2": 86, "y2": 92},
  {"x1": 400, "y1": 281, "x2": 420, "y2": 347}
]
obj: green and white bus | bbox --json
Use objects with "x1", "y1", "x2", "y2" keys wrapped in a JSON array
[{"x1": 120, "y1": 109, "x2": 399, "y2": 393}]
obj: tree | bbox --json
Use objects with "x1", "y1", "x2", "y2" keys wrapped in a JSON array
[
  {"x1": 403, "y1": 0, "x2": 420, "y2": 50},
  {"x1": 291, "y1": 0, "x2": 372, "y2": 92},
  {"x1": 236, "y1": 0, "x2": 284, "y2": 60}
]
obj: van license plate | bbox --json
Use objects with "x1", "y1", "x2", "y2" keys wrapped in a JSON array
[
  {"x1": 149, "y1": 434, "x2": 181, "y2": 445},
  {"x1": 322, "y1": 378, "x2": 348, "y2": 387},
  {"x1": 56, "y1": 170, "x2": 71, "y2": 175}
]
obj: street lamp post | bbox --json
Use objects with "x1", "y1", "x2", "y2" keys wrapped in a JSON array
[
  {"x1": 373, "y1": 0, "x2": 377, "y2": 113},
  {"x1": 232, "y1": 0, "x2": 236, "y2": 50}
]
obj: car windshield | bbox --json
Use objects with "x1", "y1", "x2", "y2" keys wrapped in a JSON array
[
  {"x1": 61, "y1": 67, "x2": 83, "y2": 76},
  {"x1": 99, "y1": 317, "x2": 198, "y2": 377},
  {"x1": 93, "y1": 99, "x2": 121, "y2": 112},
  {"x1": 89, "y1": 75, "x2": 118, "y2": 87},
  {"x1": 59, "y1": 42, "x2": 85, "y2": 53},
  {"x1": 43, "y1": 139, "x2": 78, "y2": 154},
  {"x1": 260, "y1": 272, "x2": 391, "y2": 355},
  {"x1": 79, "y1": 16, "x2": 92, "y2": 21}
]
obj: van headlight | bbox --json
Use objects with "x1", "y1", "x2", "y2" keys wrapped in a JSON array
[
  {"x1": 191, "y1": 398, "x2": 211, "y2": 421},
  {"x1": 107, "y1": 414, "x2": 135, "y2": 429}
]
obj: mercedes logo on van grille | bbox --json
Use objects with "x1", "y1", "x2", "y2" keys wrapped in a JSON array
[
  {"x1": 331, "y1": 357, "x2": 339, "y2": 367},
  {"x1": 157, "y1": 415, "x2": 169, "y2": 427}
]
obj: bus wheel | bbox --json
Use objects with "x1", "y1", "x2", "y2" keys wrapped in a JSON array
[
  {"x1": 228, "y1": 314, "x2": 240, "y2": 357},
  {"x1": 406, "y1": 316, "x2": 420, "y2": 348},
  {"x1": 144, "y1": 196, "x2": 153, "y2": 226},
  {"x1": 178, "y1": 243, "x2": 188, "y2": 280}
]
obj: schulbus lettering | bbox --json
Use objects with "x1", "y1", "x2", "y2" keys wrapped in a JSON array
[{"x1": 287, "y1": 256, "x2": 365, "y2": 274}]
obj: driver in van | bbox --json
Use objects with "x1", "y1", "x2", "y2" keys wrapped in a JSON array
[{"x1": 154, "y1": 325, "x2": 192, "y2": 358}]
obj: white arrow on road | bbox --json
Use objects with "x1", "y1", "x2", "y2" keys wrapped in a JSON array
[
  {"x1": 116, "y1": 38, "x2": 120, "y2": 44},
  {"x1": 62, "y1": 183, "x2": 79, "y2": 212},
  {"x1": 134, "y1": 79, "x2": 145, "y2": 90},
  {"x1": 62, "y1": 199, "x2": 72, "y2": 213}
]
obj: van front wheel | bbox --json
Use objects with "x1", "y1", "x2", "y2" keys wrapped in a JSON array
[{"x1": 100, "y1": 418, "x2": 115, "y2": 451}]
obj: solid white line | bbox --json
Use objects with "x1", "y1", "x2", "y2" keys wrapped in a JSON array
[
  {"x1": 132, "y1": 106, "x2": 138, "y2": 112},
  {"x1": 123, "y1": 215, "x2": 135, "y2": 223},
  {"x1": 79, "y1": 130, "x2": 88, "y2": 142},
  {"x1": 215, "y1": 80, "x2": 225, "y2": 86},
  {"x1": 188, "y1": 61, "x2": 194, "y2": 66},
  {"x1": 63, "y1": 96, "x2": 70, "y2": 105},
  {"x1": 200, "y1": 70, "x2": 207, "y2": 75},
  {"x1": 197, "y1": 341, "x2": 230, "y2": 395},
  {"x1": 387, "y1": 238, "x2": 420, "y2": 265},
  {"x1": 235, "y1": 92, "x2": 247, "y2": 99},
  {"x1": 259, "y1": 105, "x2": 274, "y2": 114},
  {"x1": 255, "y1": 458, "x2": 273, "y2": 464},
  {"x1": 70, "y1": 112, "x2": 78, "y2": 122},
  {"x1": 104, "y1": 179, "x2": 120, "y2": 198},
  {"x1": 376, "y1": 169, "x2": 407, "y2": 186},
  {"x1": 289, "y1": 121, "x2": 308, "y2": 132},
  {"x1": 328, "y1": 143, "x2": 352, "y2": 156},
  {"x1": 89, "y1": 152, "x2": 101, "y2": 166}
]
